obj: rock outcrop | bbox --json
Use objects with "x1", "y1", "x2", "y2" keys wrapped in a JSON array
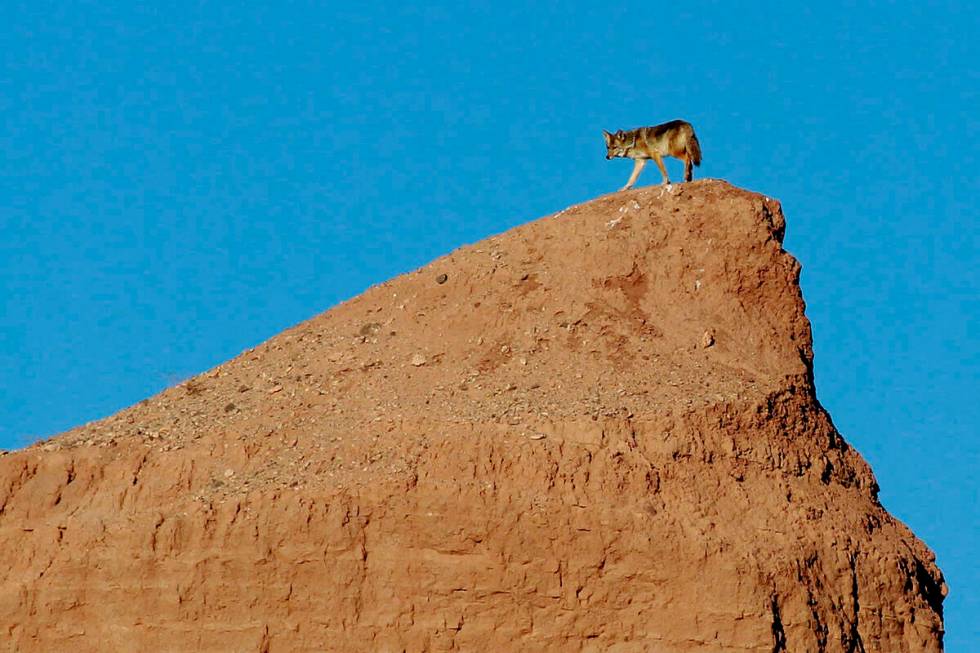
[{"x1": 0, "y1": 180, "x2": 945, "y2": 651}]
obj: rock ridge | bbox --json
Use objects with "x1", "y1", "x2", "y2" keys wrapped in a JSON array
[{"x1": 0, "y1": 180, "x2": 944, "y2": 651}]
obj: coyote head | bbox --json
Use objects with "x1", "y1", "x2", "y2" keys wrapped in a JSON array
[{"x1": 602, "y1": 129, "x2": 632, "y2": 159}]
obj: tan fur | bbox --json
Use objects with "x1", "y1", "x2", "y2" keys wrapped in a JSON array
[{"x1": 603, "y1": 120, "x2": 702, "y2": 190}]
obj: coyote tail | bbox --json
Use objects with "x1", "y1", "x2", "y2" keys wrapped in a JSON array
[{"x1": 688, "y1": 131, "x2": 702, "y2": 167}]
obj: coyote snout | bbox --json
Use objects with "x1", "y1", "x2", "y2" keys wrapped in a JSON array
[{"x1": 603, "y1": 119, "x2": 702, "y2": 190}]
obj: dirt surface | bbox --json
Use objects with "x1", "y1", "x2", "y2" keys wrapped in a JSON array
[{"x1": 0, "y1": 180, "x2": 945, "y2": 651}]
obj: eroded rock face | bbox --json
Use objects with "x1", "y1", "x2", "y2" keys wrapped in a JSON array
[{"x1": 0, "y1": 181, "x2": 944, "y2": 652}]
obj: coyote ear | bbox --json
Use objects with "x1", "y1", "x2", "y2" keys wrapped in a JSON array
[{"x1": 602, "y1": 129, "x2": 612, "y2": 143}]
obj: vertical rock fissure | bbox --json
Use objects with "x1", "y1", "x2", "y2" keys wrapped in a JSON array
[
  {"x1": 845, "y1": 552, "x2": 866, "y2": 653},
  {"x1": 770, "y1": 594, "x2": 787, "y2": 653}
]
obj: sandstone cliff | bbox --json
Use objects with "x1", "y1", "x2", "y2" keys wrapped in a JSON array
[{"x1": 0, "y1": 180, "x2": 945, "y2": 651}]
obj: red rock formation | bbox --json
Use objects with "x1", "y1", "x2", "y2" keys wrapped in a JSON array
[{"x1": 0, "y1": 180, "x2": 944, "y2": 651}]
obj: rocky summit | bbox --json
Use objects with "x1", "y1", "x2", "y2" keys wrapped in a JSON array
[{"x1": 0, "y1": 180, "x2": 945, "y2": 651}]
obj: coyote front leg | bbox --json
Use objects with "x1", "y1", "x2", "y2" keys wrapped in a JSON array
[
  {"x1": 652, "y1": 154, "x2": 670, "y2": 185},
  {"x1": 621, "y1": 159, "x2": 646, "y2": 191}
]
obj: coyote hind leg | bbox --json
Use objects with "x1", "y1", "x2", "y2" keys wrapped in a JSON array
[{"x1": 684, "y1": 155, "x2": 693, "y2": 182}]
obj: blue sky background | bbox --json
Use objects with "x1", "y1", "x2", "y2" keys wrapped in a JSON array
[{"x1": 1, "y1": 1, "x2": 976, "y2": 645}]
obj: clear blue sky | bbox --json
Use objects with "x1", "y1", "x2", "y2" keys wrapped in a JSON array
[{"x1": 1, "y1": 1, "x2": 976, "y2": 645}]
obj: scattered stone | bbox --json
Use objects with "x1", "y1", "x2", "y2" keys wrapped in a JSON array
[
  {"x1": 410, "y1": 353, "x2": 427, "y2": 367},
  {"x1": 436, "y1": 273, "x2": 448, "y2": 284},
  {"x1": 224, "y1": 402, "x2": 236, "y2": 413},
  {"x1": 701, "y1": 330, "x2": 715, "y2": 348},
  {"x1": 224, "y1": 469, "x2": 235, "y2": 478},
  {"x1": 359, "y1": 322, "x2": 382, "y2": 337},
  {"x1": 269, "y1": 385, "x2": 283, "y2": 394}
]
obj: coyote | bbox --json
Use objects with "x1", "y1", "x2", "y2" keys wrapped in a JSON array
[{"x1": 603, "y1": 120, "x2": 702, "y2": 190}]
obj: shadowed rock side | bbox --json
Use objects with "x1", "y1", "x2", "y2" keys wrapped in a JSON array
[{"x1": 0, "y1": 180, "x2": 944, "y2": 652}]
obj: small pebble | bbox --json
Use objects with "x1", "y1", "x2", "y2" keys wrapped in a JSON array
[{"x1": 701, "y1": 331, "x2": 715, "y2": 348}]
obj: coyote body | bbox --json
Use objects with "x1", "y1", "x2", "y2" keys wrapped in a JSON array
[{"x1": 603, "y1": 120, "x2": 702, "y2": 190}]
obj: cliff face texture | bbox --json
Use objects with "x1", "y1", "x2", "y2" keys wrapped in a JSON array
[{"x1": 0, "y1": 180, "x2": 944, "y2": 651}]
